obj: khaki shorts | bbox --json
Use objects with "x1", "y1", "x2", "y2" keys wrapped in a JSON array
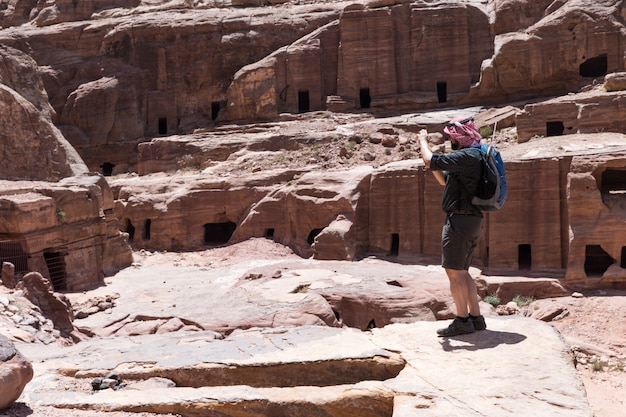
[{"x1": 441, "y1": 213, "x2": 483, "y2": 270}]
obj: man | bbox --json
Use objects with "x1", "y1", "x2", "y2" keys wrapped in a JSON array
[{"x1": 418, "y1": 117, "x2": 487, "y2": 337}]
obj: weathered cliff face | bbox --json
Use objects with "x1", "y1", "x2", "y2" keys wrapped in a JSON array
[
  {"x1": 2, "y1": 0, "x2": 626, "y2": 292},
  {"x1": 470, "y1": 1, "x2": 626, "y2": 103},
  {"x1": 566, "y1": 151, "x2": 626, "y2": 287},
  {"x1": 516, "y1": 86, "x2": 626, "y2": 143},
  {"x1": 0, "y1": 45, "x2": 86, "y2": 182},
  {"x1": 227, "y1": 0, "x2": 626, "y2": 120},
  {"x1": 0, "y1": 2, "x2": 344, "y2": 173},
  {"x1": 225, "y1": 1, "x2": 494, "y2": 120},
  {"x1": 1, "y1": 1, "x2": 623, "y2": 176},
  {"x1": 0, "y1": 45, "x2": 132, "y2": 291}
]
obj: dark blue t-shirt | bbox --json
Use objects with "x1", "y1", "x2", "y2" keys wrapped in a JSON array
[{"x1": 430, "y1": 147, "x2": 483, "y2": 215}]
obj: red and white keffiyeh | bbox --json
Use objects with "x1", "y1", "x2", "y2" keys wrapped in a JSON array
[{"x1": 443, "y1": 117, "x2": 482, "y2": 148}]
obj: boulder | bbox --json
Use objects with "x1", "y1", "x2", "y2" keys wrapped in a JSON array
[
  {"x1": 1, "y1": 262, "x2": 16, "y2": 289},
  {"x1": 0, "y1": 334, "x2": 33, "y2": 410},
  {"x1": 604, "y1": 71, "x2": 626, "y2": 92},
  {"x1": 20, "y1": 272, "x2": 74, "y2": 337}
]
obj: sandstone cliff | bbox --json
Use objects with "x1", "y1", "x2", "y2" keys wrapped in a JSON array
[
  {"x1": 0, "y1": 1, "x2": 623, "y2": 175},
  {"x1": 0, "y1": 44, "x2": 132, "y2": 291},
  {"x1": 2, "y1": 0, "x2": 625, "y2": 294}
]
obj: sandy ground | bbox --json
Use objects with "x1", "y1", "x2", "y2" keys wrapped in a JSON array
[
  {"x1": 532, "y1": 291, "x2": 626, "y2": 417},
  {"x1": 2, "y1": 240, "x2": 625, "y2": 416}
]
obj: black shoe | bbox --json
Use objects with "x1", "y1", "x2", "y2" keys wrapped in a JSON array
[
  {"x1": 471, "y1": 315, "x2": 487, "y2": 331},
  {"x1": 437, "y1": 317, "x2": 475, "y2": 337}
]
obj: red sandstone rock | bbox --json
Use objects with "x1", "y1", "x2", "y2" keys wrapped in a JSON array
[
  {"x1": 0, "y1": 334, "x2": 33, "y2": 410},
  {"x1": 20, "y1": 272, "x2": 75, "y2": 337}
]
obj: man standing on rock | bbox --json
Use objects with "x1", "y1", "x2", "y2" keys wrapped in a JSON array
[{"x1": 418, "y1": 117, "x2": 487, "y2": 337}]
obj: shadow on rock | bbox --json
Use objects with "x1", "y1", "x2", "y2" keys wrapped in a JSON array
[
  {"x1": 0, "y1": 402, "x2": 33, "y2": 417},
  {"x1": 439, "y1": 330, "x2": 527, "y2": 352}
]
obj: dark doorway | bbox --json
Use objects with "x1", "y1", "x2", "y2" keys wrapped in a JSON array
[
  {"x1": 436, "y1": 81, "x2": 447, "y2": 103},
  {"x1": 359, "y1": 88, "x2": 371, "y2": 109},
  {"x1": 204, "y1": 222, "x2": 236, "y2": 246},
  {"x1": 0, "y1": 240, "x2": 29, "y2": 274},
  {"x1": 143, "y1": 219, "x2": 151, "y2": 241},
  {"x1": 621, "y1": 246, "x2": 626, "y2": 268},
  {"x1": 125, "y1": 219, "x2": 135, "y2": 242},
  {"x1": 546, "y1": 121, "x2": 564, "y2": 137},
  {"x1": 390, "y1": 233, "x2": 400, "y2": 256},
  {"x1": 265, "y1": 228, "x2": 275, "y2": 238},
  {"x1": 44, "y1": 251, "x2": 67, "y2": 291},
  {"x1": 158, "y1": 117, "x2": 168, "y2": 135},
  {"x1": 518, "y1": 244, "x2": 532, "y2": 270},
  {"x1": 298, "y1": 90, "x2": 310, "y2": 113},
  {"x1": 101, "y1": 162, "x2": 115, "y2": 176},
  {"x1": 579, "y1": 54, "x2": 608, "y2": 77},
  {"x1": 307, "y1": 228, "x2": 323, "y2": 245},
  {"x1": 584, "y1": 245, "x2": 614, "y2": 277},
  {"x1": 211, "y1": 101, "x2": 221, "y2": 120},
  {"x1": 600, "y1": 168, "x2": 626, "y2": 194}
]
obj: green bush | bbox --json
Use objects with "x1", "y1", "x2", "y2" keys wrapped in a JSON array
[
  {"x1": 479, "y1": 125, "x2": 493, "y2": 138},
  {"x1": 483, "y1": 294, "x2": 501, "y2": 307},
  {"x1": 513, "y1": 294, "x2": 535, "y2": 307}
]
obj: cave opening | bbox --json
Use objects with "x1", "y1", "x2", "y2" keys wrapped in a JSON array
[
  {"x1": 579, "y1": 54, "x2": 608, "y2": 78},
  {"x1": 518, "y1": 244, "x2": 532, "y2": 270},
  {"x1": 437, "y1": 81, "x2": 447, "y2": 103},
  {"x1": 0, "y1": 240, "x2": 29, "y2": 274},
  {"x1": 44, "y1": 251, "x2": 67, "y2": 291},
  {"x1": 204, "y1": 222, "x2": 236, "y2": 246},
  {"x1": 211, "y1": 101, "x2": 221, "y2": 120},
  {"x1": 158, "y1": 117, "x2": 168, "y2": 135},
  {"x1": 546, "y1": 121, "x2": 564, "y2": 136},
  {"x1": 298, "y1": 90, "x2": 310, "y2": 113},
  {"x1": 307, "y1": 228, "x2": 323, "y2": 245},
  {"x1": 101, "y1": 162, "x2": 115, "y2": 176},
  {"x1": 584, "y1": 245, "x2": 614, "y2": 277},
  {"x1": 124, "y1": 219, "x2": 135, "y2": 242},
  {"x1": 390, "y1": 233, "x2": 399, "y2": 256},
  {"x1": 359, "y1": 88, "x2": 371, "y2": 108},
  {"x1": 143, "y1": 219, "x2": 152, "y2": 241},
  {"x1": 599, "y1": 168, "x2": 626, "y2": 208}
]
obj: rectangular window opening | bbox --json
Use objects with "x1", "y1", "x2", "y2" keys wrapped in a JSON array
[
  {"x1": 298, "y1": 90, "x2": 310, "y2": 113},
  {"x1": 359, "y1": 88, "x2": 371, "y2": 109},
  {"x1": 158, "y1": 117, "x2": 168, "y2": 135},
  {"x1": 390, "y1": 233, "x2": 399, "y2": 256},
  {"x1": 436, "y1": 81, "x2": 447, "y2": 103},
  {"x1": 211, "y1": 101, "x2": 221, "y2": 120},
  {"x1": 621, "y1": 246, "x2": 626, "y2": 268},
  {"x1": 546, "y1": 121, "x2": 564, "y2": 137},
  {"x1": 143, "y1": 219, "x2": 152, "y2": 241},
  {"x1": 518, "y1": 244, "x2": 532, "y2": 270}
]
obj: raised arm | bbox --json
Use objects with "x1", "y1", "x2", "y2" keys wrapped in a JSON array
[{"x1": 418, "y1": 129, "x2": 446, "y2": 186}]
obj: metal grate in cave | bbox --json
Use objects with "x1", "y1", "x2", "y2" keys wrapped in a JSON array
[
  {"x1": 0, "y1": 240, "x2": 29, "y2": 273},
  {"x1": 44, "y1": 251, "x2": 67, "y2": 291}
]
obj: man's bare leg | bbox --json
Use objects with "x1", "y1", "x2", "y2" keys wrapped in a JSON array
[{"x1": 445, "y1": 268, "x2": 480, "y2": 317}]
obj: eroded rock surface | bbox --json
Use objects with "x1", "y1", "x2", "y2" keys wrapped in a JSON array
[
  {"x1": 0, "y1": 334, "x2": 33, "y2": 410},
  {"x1": 16, "y1": 319, "x2": 592, "y2": 417}
]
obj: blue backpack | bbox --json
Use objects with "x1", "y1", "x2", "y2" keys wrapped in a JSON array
[{"x1": 472, "y1": 144, "x2": 507, "y2": 211}]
